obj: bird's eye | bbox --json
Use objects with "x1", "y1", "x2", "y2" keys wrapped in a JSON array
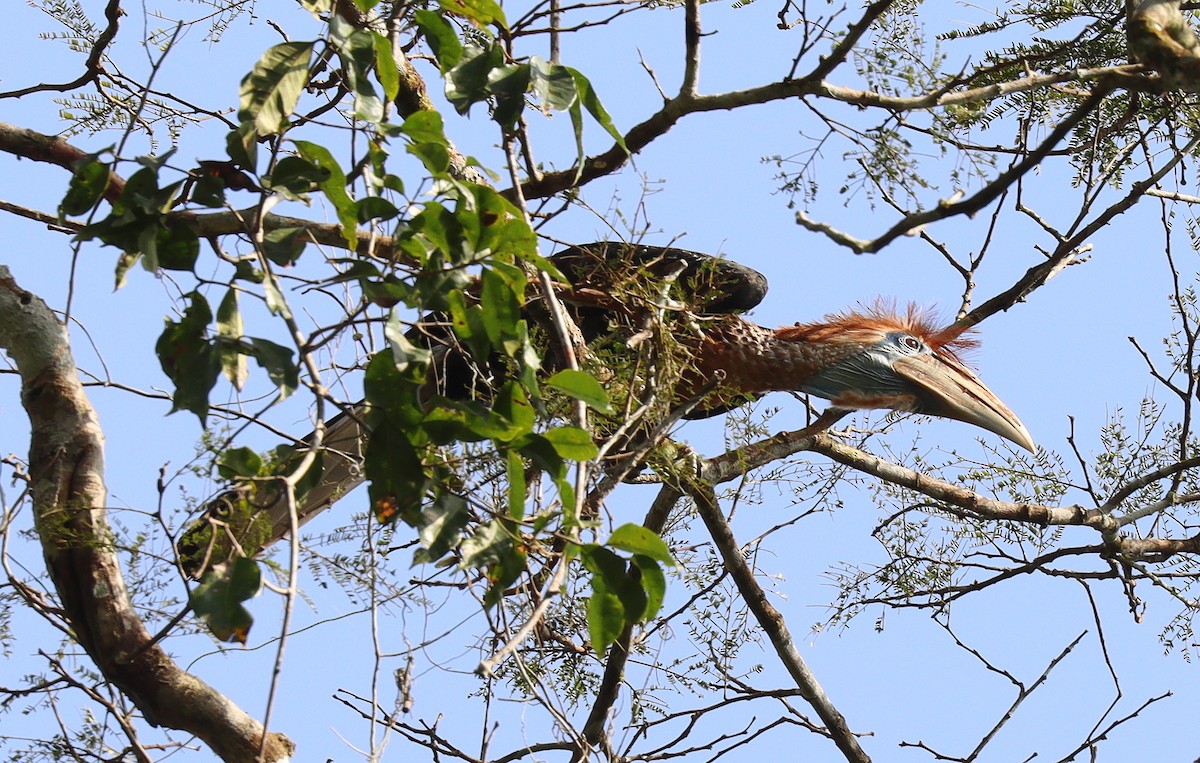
[{"x1": 900, "y1": 335, "x2": 922, "y2": 352}]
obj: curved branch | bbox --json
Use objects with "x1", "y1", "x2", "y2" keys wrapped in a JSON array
[
  {"x1": 0, "y1": 120, "x2": 421, "y2": 263},
  {"x1": 513, "y1": 37, "x2": 1139, "y2": 203},
  {"x1": 809, "y1": 434, "x2": 1106, "y2": 528},
  {"x1": 0, "y1": 121, "x2": 126, "y2": 202},
  {"x1": 796, "y1": 86, "x2": 1114, "y2": 254},
  {"x1": 680, "y1": 462, "x2": 870, "y2": 763},
  {"x1": 0, "y1": 0, "x2": 122, "y2": 99},
  {"x1": 0, "y1": 265, "x2": 294, "y2": 763}
]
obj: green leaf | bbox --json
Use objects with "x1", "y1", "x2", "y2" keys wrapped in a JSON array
[
  {"x1": 589, "y1": 546, "x2": 647, "y2": 623},
  {"x1": 587, "y1": 587, "x2": 624, "y2": 655},
  {"x1": 298, "y1": 0, "x2": 331, "y2": 15},
  {"x1": 582, "y1": 545, "x2": 644, "y2": 653},
  {"x1": 445, "y1": 44, "x2": 504, "y2": 115},
  {"x1": 190, "y1": 558, "x2": 262, "y2": 643},
  {"x1": 60, "y1": 151, "x2": 112, "y2": 217},
  {"x1": 480, "y1": 266, "x2": 521, "y2": 348},
  {"x1": 216, "y1": 288, "x2": 248, "y2": 390},
  {"x1": 421, "y1": 406, "x2": 475, "y2": 444},
  {"x1": 413, "y1": 493, "x2": 470, "y2": 564},
  {"x1": 439, "y1": 0, "x2": 507, "y2": 28},
  {"x1": 407, "y1": 141, "x2": 451, "y2": 176},
  {"x1": 189, "y1": 173, "x2": 227, "y2": 208},
  {"x1": 484, "y1": 544, "x2": 525, "y2": 608},
  {"x1": 137, "y1": 224, "x2": 162, "y2": 272},
  {"x1": 530, "y1": 57, "x2": 577, "y2": 111},
  {"x1": 262, "y1": 277, "x2": 292, "y2": 319},
  {"x1": 414, "y1": 10, "x2": 464, "y2": 70},
  {"x1": 493, "y1": 382, "x2": 536, "y2": 433},
  {"x1": 217, "y1": 446, "x2": 265, "y2": 480},
  {"x1": 514, "y1": 319, "x2": 541, "y2": 398},
  {"x1": 155, "y1": 291, "x2": 220, "y2": 424},
  {"x1": 238, "y1": 41, "x2": 315, "y2": 136},
  {"x1": 506, "y1": 450, "x2": 526, "y2": 519},
  {"x1": 542, "y1": 426, "x2": 598, "y2": 461},
  {"x1": 363, "y1": 423, "x2": 428, "y2": 527},
  {"x1": 633, "y1": 554, "x2": 667, "y2": 622},
  {"x1": 516, "y1": 433, "x2": 572, "y2": 510},
  {"x1": 401, "y1": 110, "x2": 450, "y2": 145},
  {"x1": 486, "y1": 63, "x2": 531, "y2": 129},
  {"x1": 329, "y1": 15, "x2": 386, "y2": 124},
  {"x1": 294, "y1": 140, "x2": 358, "y2": 249},
  {"x1": 232, "y1": 259, "x2": 264, "y2": 284},
  {"x1": 357, "y1": 196, "x2": 400, "y2": 223},
  {"x1": 458, "y1": 519, "x2": 526, "y2": 608},
  {"x1": 364, "y1": 346, "x2": 425, "y2": 414},
  {"x1": 410, "y1": 200, "x2": 454, "y2": 257},
  {"x1": 114, "y1": 252, "x2": 138, "y2": 290},
  {"x1": 366, "y1": 140, "x2": 403, "y2": 194},
  {"x1": 362, "y1": 274, "x2": 412, "y2": 307},
  {"x1": 445, "y1": 289, "x2": 491, "y2": 362},
  {"x1": 385, "y1": 310, "x2": 434, "y2": 374},
  {"x1": 546, "y1": 369, "x2": 613, "y2": 414},
  {"x1": 262, "y1": 227, "x2": 308, "y2": 267},
  {"x1": 154, "y1": 221, "x2": 200, "y2": 271},
  {"x1": 468, "y1": 185, "x2": 520, "y2": 248},
  {"x1": 248, "y1": 338, "x2": 299, "y2": 399},
  {"x1": 226, "y1": 122, "x2": 258, "y2": 171},
  {"x1": 568, "y1": 67, "x2": 626, "y2": 150},
  {"x1": 265, "y1": 155, "x2": 328, "y2": 198},
  {"x1": 372, "y1": 32, "x2": 400, "y2": 101},
  {"x1": 134, "y1": 151, "x2": 176, "y2": 173},
  {"x1": 607, "y1": 523, "x2": 676, "y2": 567}
]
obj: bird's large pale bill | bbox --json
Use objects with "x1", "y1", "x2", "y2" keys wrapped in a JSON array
[{"x1": 893, "y1": 355, "x2": 1036, "y2": 453}]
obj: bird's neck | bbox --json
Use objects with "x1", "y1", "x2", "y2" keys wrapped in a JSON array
[{"x1": 689, "y1": 317, "x2": 842, "y2": 396}]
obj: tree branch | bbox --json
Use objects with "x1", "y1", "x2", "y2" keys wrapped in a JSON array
[
  {"x1": 680, "y1": 458, "x2": 871, "y2": 763},
  {"x1": 796, "y1": 86, "x2": 1114, "y2": 254},
  {"x1": 0, "y1": 265, "x2": 294, "y2": 763},
  {"x1": 0, "y1": 0, "x2": 123, "y2": 99}
]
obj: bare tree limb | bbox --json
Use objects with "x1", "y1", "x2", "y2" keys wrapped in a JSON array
[
  {"x1": 0, "y1": 0, "x2": 123, "y2": 99},
  {"x1": 680, "y1": 457, "x2": 871, "y2": 763},
  {"x1": 796, "y1": 86, "x2": 1114, "y2": 254}
]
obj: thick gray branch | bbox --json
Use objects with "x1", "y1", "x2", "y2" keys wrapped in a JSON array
[{"x1": 0, "y1": 265, "x2": 294, "y2": 763}]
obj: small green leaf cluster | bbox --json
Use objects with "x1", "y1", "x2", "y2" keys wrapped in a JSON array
[
  {"x1": 189, "y1": 557, "x2": 262, "y2": 644},
  {"x1": 66, "y1": 150, "x2": 200, "y2": 277},
  {"x1": 577, "y1": 524, "x2": 676, "y2": 654},
  {"x1": 416, "y1": 9, "x2": 625, "y2": 167},
  {"x1": 154, "y1": 290, "x2": 298, "y2": 424},
  {"x1": 361, "y1": 344, "x2": 611, "y2": 608}
]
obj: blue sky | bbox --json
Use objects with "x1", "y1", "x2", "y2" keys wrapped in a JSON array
[{"x1": 2, "y1": 1, "x2": 1198, "y2": 761}]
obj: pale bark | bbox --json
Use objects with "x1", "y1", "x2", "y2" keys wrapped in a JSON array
[{"x1": 0, "y1": 265, "x2": 295, "y2": 763}]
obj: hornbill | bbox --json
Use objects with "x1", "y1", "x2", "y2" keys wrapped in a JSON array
[
  {"x1": 519, "y1": 242, "x2": 1032, "y2": 452},
  {"x1": 181, "y1": 242, "x2": 1032, "y2": 575}
]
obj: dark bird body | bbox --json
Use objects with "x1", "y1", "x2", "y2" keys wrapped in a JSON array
[{"x1": 531, "y1": 243, "x2": 1032, "y2": 450}]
